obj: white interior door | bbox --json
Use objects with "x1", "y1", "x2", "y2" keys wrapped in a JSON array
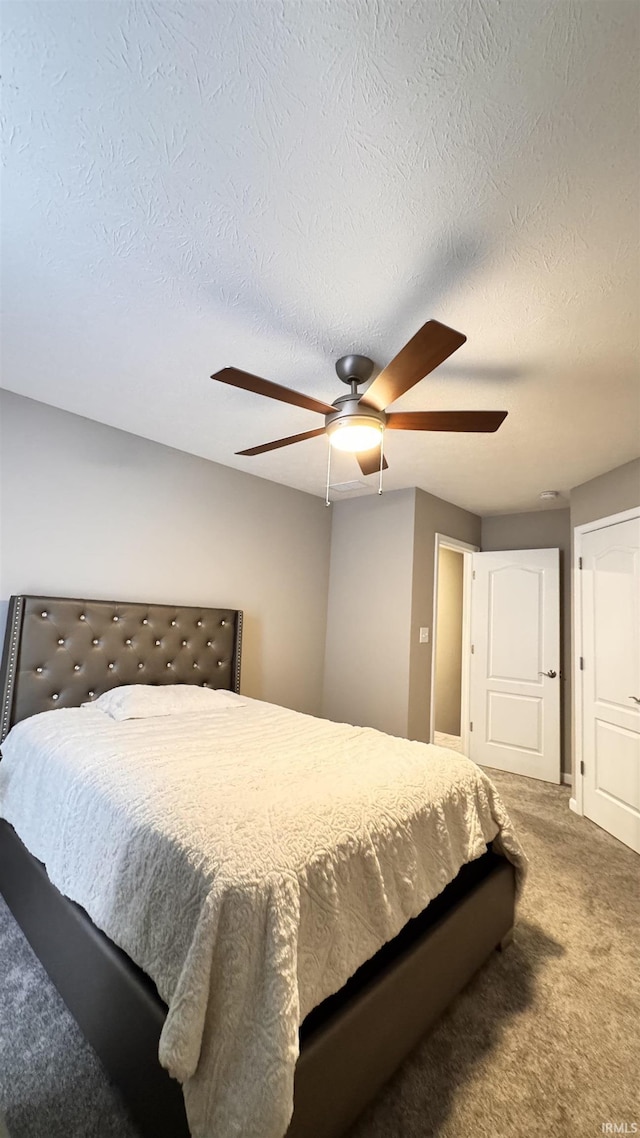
[
  {"x1": 580, "y1": 516, "x2": 640, "y2": 853},
  {"x1": 469, "y1": 548, "x2": 560, "y2": 782}
]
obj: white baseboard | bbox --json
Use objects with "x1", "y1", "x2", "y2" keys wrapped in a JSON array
[
  {"x1": 569, "y1": 797, "x2": 579, "y2": 814},
  {"x1": 561, "y1": 772, "x2": 573, "y2": 787}
]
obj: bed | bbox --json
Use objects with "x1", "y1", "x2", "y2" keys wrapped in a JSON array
[{"x1": 0, "y1": 595, "x2": 522, "y2": 1138}]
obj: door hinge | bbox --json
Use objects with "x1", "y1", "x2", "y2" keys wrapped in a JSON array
[
  {"x1": 578, "y1": 556, "x2": 583, "y2": 569},
  {"x1": 472, "y1": 570, "x2": 476, "y2": 580},
  {"x1": 580, "y1": 760, "x2": 585, "y2": 776},
  {"x1": 579, "y1": 656, "x2": 584, "y2": 670},
  {"x1": 471, "y1": 644, "x2": 475, "y2": 654},
  {"x1": 469, "y1": 721, "x2": 473, "y2": 732}
]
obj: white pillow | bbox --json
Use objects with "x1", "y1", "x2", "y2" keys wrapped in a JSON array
[{"x1": 83, "y1": 684, "x2": 243, "y2": 721}]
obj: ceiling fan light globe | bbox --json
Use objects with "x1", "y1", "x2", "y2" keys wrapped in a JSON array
[{"x1": 328, "y1": 421, "x2": 383, "y2": 453}]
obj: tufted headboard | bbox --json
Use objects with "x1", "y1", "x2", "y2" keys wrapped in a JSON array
[{"x1": 0, "y1": 595, "x2": 243, "y2": 743}]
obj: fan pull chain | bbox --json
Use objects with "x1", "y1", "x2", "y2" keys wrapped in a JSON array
[
  {"x1": 325, "y1": 442, "x2": 332, "y2": 507},
  {"x1": 378, "y1": 432, "x2": 385, "y2": 495}
]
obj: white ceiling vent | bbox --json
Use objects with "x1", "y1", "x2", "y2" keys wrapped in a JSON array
[{"x1": 331, "y1": 480, "x2": 367, "y2": 493}]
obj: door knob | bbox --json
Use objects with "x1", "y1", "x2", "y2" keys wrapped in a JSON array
[
  {"x1": 538, "y1": 670, "x2": 557, "y2": 679},
  {"x1": 629, "y1": 696, "x2": 640, "y2": 704}
]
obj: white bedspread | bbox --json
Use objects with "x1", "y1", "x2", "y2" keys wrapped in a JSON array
[{"x1": 0, "y1": 697, "x2": 525, "y2": 1138}]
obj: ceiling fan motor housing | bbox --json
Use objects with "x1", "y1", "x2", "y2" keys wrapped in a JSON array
[
  {"x1": 328, "y1": 355, "x2": 387, "y2": 443},
  {"x1": 325, "y1": 396, "x2": 388, "y2": 436}
]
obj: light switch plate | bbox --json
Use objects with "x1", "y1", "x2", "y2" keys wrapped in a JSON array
[{"x1": 419, "y1": 627, "x2": 429, "y2": 644}]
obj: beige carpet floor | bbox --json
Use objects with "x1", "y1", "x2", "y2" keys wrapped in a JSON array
[
  {"x1": 347, "y1": 767, "x2": 639, "y2": 1138},
  {"x1": 433, "y1": 732, "x2": 464, "y2": 753}
]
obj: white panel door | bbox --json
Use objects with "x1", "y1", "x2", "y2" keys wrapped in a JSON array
[
  {"x1": 469, "y1": 549, "x2": 560, "y2": 782},
  {"x1": 580, "y1": 517, "x2": 640, "y2": 853}
]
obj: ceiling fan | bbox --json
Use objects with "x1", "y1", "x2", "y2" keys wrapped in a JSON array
[{"x1": 211, "y1": 320, "x2": 507, "y2": 477}]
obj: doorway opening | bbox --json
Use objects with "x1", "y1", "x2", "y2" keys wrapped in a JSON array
[{"x1": 430, "y1": 534, "x2": 477, "y2": 756}]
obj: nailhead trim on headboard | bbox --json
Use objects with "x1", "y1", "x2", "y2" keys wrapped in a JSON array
[
  {"x1": 0, "y1": 596, "x2": 23, "y2": 742},
  {"x1": 234, "y1": 611, "x2": 243, "y2": 696}
]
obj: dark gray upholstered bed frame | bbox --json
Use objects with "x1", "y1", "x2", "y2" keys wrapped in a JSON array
[{"x1": 0, "y1": 595, "x2": 516, "y2": 1138}]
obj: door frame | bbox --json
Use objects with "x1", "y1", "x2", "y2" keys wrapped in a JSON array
[
  {"x1": 430, "y1": 533, "x2": 479, "y2": 755},
  {"x1": 571, "y1": 505, "x2": 640, "y2": 816}
]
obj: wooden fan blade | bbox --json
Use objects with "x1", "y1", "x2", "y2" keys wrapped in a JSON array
[
  {"x1": 361, "y1": 321, "x2": 466, "y2": 412},
  {"x1": 236, "y1": 427, "x2": 326, "y2": 456},
  {"x1": 356, "y1": 445, "x2": 389, "y2": 476},
  {"x1": 212, "y1": 367, "x2": 333, "y2": 416},
  {"x1": 387, "y1": 410, "x2": 508, "y2": 432}
]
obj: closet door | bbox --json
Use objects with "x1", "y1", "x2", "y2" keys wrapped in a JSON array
[{"x1": 580, "y1": 515, "x2": 640, "y2": 853}]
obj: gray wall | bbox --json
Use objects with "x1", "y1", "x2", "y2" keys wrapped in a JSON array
[
  {"x1": 0, "y1": 391, "x2": 332, "y2": 714},
  {"x1": 434, "y1": 547, "x2": 463, "y2": 736},
  {"x1": 322, "y1": 486, "x2": 481, "y2": 742},
  {"x1": 570, "y1": 458, "x2": 640, "y2": 528},
  {"x1": 321, "y1": 488, "x2": 416, "y2": 736},
  {"x1": 481, "y1": 508, "x2": 572, "y2": 776}
]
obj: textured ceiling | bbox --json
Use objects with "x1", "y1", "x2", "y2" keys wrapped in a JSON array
[{"x1": 2, "y1": 0, "x2": 639, "y2": 514}]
